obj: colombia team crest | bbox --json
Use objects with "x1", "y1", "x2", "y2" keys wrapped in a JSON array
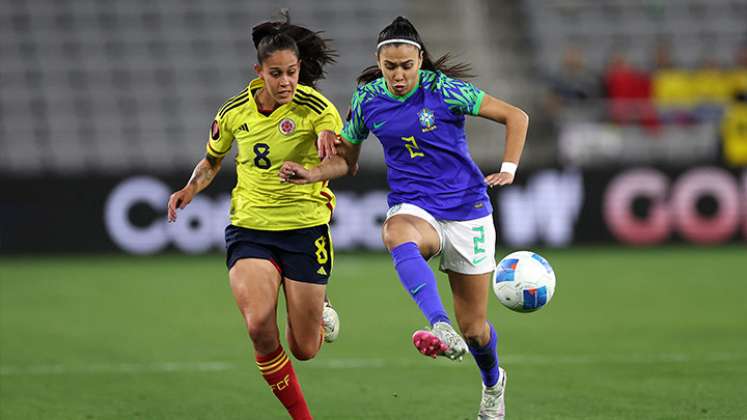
[
  {"x1": 418, "y1": 108, "x2": 437, "y2": 132},
  {"x1": 278, "y1": 118, "x2": 296, "y2": 135}
]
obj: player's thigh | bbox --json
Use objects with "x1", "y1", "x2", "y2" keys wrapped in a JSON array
[
  {"x1": 382, "y1": 204, "x2": 442, "y2": 256},
  {"x1": 283, "y1": 278, "x2": 326, "y2": 339},
  {"x1": 441, "y1": 215, "x2": 496, "y2": 337},
  {"x1": 448, "y1": 271, "x2": 491, "y2": 335},
  {"x1": 225, "y1": 224, "x2": 284, "y2": 318},
  {"x1": 229, "y1": 258, "x2": 282, "y2": 330},
  {"x1": 276, "y1": 225, "x2": 332, "y2": 344}
]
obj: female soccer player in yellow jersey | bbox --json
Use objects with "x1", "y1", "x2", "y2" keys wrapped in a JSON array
[{"x1": 167, "y1": 13, "x2": 345, "y2": 420}]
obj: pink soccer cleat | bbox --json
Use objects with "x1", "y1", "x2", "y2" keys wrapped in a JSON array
[
  {"x1": 412, "y1": 322, "x2": 468, "y2": 361},
  {"x1": 412, "y1": 330, "x2": 448, "y2": 358}
]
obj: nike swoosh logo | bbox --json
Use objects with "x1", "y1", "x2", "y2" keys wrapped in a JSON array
[
  {"x1": 373, "y1": 121, "x2": 386, "y2": 129},
  {"x1": 472, "y1": 256, "x2": 487, "y2": 265},
  {"x1": 409, "y1": 283, "x2": 426, "y2": 295}
]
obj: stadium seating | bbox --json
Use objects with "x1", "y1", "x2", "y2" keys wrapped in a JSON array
[
  {"x1": 1, "y1": 0, "x2": 554, "y2": 173},
  {"x1": 8, "y1": 1, "x2": 742, "y2": 173},
  {"x1": 524, "y1": 0, "x2": 746, "y2": 72},
  {"x1": 0, "y1": 0, "x2": 399, "y2": 173}
]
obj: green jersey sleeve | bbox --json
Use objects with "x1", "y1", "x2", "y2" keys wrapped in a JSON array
[
  {"x1": 438, "y1": 73, "x2": 485, "y2": 116},
  {"x1": 340, "y1": 88, "x2": 369, "y2": 144}
]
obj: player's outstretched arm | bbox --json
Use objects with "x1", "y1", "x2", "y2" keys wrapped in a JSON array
[
  {"x1": 478, "y1": 94, "x2": 529, "y2": 187},
  {"x1": 168, "y1": 155, "x2": 223, "y2": 222},
  {"x1": 279, "y1": 136, "x2": 361, "y2": 184}
]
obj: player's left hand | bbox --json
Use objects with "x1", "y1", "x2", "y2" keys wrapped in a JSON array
[
  {"x1": 316, "y1": 130, "x2": 341, "y2": 159},
  {"x1": 484, "y1": 171, "x2": 515, "y2": 187},
  {"x1": 279, "y1": 161, "x2": 318, "y2": 184}
]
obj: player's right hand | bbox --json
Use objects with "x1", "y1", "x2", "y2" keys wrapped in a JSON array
[{"x1": 167, "y1": 187, "x2": 195, "y2": 223}]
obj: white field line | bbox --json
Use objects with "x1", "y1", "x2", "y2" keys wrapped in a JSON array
[{"x1": 1, "y1": 352, "x2": 744, "y2": 376}]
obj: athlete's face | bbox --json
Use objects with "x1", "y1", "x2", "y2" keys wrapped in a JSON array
[
  {"x1": 377, "y1": 44, "x2": 423, "y2": 96},
  {"x1": 255, "y1": 49, "x2": 300, "y2": 106}
]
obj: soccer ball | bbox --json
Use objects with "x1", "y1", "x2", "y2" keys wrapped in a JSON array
[{"x1": 493, "y1": 251, "x2": 556, "y2": 313}]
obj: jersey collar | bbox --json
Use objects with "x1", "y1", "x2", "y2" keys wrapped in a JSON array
[
  {"x1": 249, "y1": 78, "x2": 264, "y2": 96},
  {"x1": 248, "y1": 78, "x2": 266, "y2": 112}
]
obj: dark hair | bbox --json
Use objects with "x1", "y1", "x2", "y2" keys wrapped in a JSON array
[
  {"x1": 357, "y1": 16, "x2": 473, "y2": 85},
  {"x1": 251, "y1": 9, "x2": 337, "y2": 88}
]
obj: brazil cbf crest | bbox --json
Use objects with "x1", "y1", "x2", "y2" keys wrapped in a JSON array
[
  {"x1": 278, "y1": 118, "x2": 296, "y2": 135},
  {"x1": 418, "y1": 108, "x2": 437, "y2": 132}
]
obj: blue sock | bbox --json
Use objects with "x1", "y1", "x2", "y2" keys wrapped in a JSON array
[
  {"x1": 390, "y1": 242, "x2": 450, "y2": 326},
  {"x1": 468, "y1": 323, "x2": 500, "y2": 387}
]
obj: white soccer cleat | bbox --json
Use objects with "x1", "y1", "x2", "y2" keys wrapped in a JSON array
[
  {"x1": 477, "y1": 367, "x2": 507, "y2": 420},
  {"x1": 412, "y1": 321, "x2": 468, "y2": 361},
  {"x1": 322, "y1": 301, "x2": 340, "y2": 343},
  {"x1": 432, "y1": 321, "x2": 468, "y2": 361}
]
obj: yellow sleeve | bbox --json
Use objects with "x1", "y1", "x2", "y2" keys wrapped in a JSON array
[
  {"x1": 297, "y1": 86, "x2": 342, "y2": 134},
  {"x1": 206, "y1": 110, "x2": 235, "y2": 159},
  {"x1": 313, "y1": 102, "x2": 343, "y2": 134}
]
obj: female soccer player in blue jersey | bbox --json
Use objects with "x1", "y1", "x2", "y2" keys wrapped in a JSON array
[
  {"x1": 281, "y1": 16, "x2": 528, "y2": 420},
  {"x1": 167, "y1": 13, "x2": 343, "y2": 420}
]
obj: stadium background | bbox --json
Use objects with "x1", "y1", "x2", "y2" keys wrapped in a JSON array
[{"x1": 1, "y1": 0, "x2": 746, "y2": 418}]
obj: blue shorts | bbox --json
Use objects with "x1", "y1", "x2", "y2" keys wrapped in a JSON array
[{"x1": 224, "y1": 224, "x2": 333, "y2": 285}]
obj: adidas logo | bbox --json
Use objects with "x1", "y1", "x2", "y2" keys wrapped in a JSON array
[
  {"x1": 316, "y1": 266, "x2": 327, "y2": 276},
  {"x1": 238, "y1": 123, "x2": 249, "y2": 132}
]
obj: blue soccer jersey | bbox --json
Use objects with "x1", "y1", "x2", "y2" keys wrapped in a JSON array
[{"x1": 341, "y1": 70, "x2": 492, "y2": 220}]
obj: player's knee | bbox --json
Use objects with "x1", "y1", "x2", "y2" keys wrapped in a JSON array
[
  {"x1": 382, "y1": 219, "x2": 416, "y2": 251},
  {"x1": 460, "y1": 323, "x2": 487, "y2": 347},
  {"x1": 289, "y1": 341, "x2": 319, "y2": 361},
  {"x1": 463, "y1": 334, "x2": 482, "y2": 348},
  {"x1": 381, "y1": 222, "x2": 399, "y2": 250},
  {"x1": 247, "y1": 319, "x2": 277, "y2": 349}
]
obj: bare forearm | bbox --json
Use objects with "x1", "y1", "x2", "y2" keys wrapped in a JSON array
[
  {"x1": 478, "y1": 95, "x2": 529, "y2": 165},
  {"x1": 186, "y1": 156, "x2": 222, "y2": 194},
  {"x1": 310, "y1": 155, "x2": 351, "y2": 182},
  {"x1": 503, "y1": 109, "x2": 529, "y2": 164}
]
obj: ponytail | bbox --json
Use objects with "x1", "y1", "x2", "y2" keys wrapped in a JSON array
[
  {"x1": 251, "y1": 9, "x2": 337, "y2": 88},
  {"x1": 357, "y1": 16, "x2": 473, "y2": 85}
]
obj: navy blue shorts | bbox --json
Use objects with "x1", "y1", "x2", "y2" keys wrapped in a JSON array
[{"x1": 224, "y1": 224, "x2": 333, "y2": 285}]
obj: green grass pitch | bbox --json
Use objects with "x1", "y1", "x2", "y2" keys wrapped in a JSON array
[{"x1": 1, "y1": 247, "x2": 746, "y2": 419}]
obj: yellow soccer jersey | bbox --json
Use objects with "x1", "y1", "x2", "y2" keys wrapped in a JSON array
[{"x1": 206, "y1": 78, "x2": 343, "y2": 231}]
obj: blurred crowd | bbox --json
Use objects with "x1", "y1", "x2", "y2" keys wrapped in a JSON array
[
  {"x1": 544, "y1": 43, "x2": 747, "y2": 126},
  {"x1": 543, "y1": 43, "x2": 747, "y2": 164}
]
